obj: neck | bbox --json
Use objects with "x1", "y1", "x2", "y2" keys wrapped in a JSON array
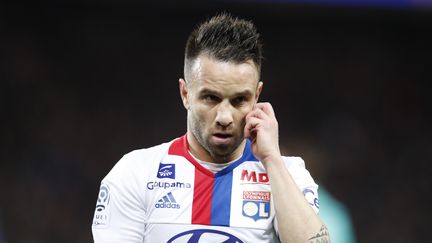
[{"x1": 186, "y1": 131, "x2": 246, "y2": 164}]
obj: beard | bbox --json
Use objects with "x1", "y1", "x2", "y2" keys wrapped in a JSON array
[{"x1": 188, "y1": 113, "x2": 244, "y2": 162}]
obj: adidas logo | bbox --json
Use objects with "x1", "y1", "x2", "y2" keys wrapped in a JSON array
[{"x1": 155, "y1": 192, "x2": 180, "y2": 209}]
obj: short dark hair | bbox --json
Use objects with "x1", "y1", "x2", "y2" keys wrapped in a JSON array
[{"x1": 184, "y1": 13, "x2": 263, "y2": 80}]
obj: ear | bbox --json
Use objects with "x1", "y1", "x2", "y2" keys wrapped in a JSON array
[
  {"x1": 179, "y1": 78, "x2": 189, "y2": 110},
  {"x1": 254, "y1": 81, "x2": 263, "y2": 103}
]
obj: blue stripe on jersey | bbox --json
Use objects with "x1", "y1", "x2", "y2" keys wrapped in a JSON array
[
  {"x1": 242, "y1": 139, "x2": 259, "y2": 162},
  {"x1": 215, "y1": 139, "x2": 259, "y2": 178},
  {"x1": 210, "y1": 172, "x2": 233, "y2": 226},
  {"x1": 210, "y1": 140, "x2": 259, "y2": 226}
]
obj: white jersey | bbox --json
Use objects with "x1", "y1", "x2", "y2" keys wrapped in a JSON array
[{"x1": 92, "y1": 135, "x2": 320, "y2": 242}]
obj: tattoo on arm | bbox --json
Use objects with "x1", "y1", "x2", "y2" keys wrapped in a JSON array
[{"x1": 308, "y1": 224, "x2": 330, "y2": 243}]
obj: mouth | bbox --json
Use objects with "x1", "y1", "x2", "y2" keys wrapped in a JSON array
[
  {"x1": 213, "y1": 133, "x2": 233, "y2": 138},
  {"x1": 211, "y1": 133, "x2": 234, "y2": 145}
]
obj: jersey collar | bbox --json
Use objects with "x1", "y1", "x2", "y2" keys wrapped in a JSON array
[{"x1": 168, "y1": 134, "x2": 258, "y2": 177}]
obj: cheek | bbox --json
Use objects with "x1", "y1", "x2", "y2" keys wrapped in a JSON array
[
  {"x1": 235, "y1": 110, "x2": 249, "y2": 126},
  {"x1": 192, "y1": 106, "x2": 213, "y2": 125}
]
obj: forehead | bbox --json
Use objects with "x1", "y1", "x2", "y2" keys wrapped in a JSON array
[{"x1": 189, "y1": 55, "x2": 259, "y2": 95}]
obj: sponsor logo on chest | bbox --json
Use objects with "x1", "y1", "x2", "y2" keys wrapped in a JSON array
[
  {"x1": 149, "y1": 162, "x2": 192, "y2": 190},
  {"x1": 240, "y1": 169, "x2": 269, "y2": 184},
  {"x1": 168, "y1": 229, "x2": 243, "y2": 243}
]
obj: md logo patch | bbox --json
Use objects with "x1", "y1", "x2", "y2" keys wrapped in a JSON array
[
  {"x1": 242, "y1": 191, "x2": 271, "y2": 221},
  {"x1": 157, "y1": 163, "x2": 175, "y2": 179},
  {"x1": 167, "y1": 229, "x2": 243, "y2": 243}
]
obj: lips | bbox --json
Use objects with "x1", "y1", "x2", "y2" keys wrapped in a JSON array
[
  {"x1": 212, "y1": 133, "x2": 233, "y2": 145},
  {"x1": 213, "y1": 133, "x2": 232, "y2": 138}
]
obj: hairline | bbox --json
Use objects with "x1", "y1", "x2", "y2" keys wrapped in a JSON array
[{"x1": 184, "y1": 52, "x2": 261, "y2": 86}]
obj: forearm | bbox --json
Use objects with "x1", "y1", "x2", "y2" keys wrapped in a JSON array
[{"x1": 264, "y1": 155, "x2": 330, "y2": 243}]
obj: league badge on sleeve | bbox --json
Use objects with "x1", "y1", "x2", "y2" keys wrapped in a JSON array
[
  {"x1": 242, "y1": 191, "x2": 271, "y2": 221},
  {"x1": 92, "y1": 183, "x2": 111, "y2": 228}
]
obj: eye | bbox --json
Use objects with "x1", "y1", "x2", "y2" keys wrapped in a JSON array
[
  {"x1": 232, "y1": 96, "x2": 248, "y2": 106},
  {"x1": 202, "y1": 94, "x2": 220, "y2": 103}
]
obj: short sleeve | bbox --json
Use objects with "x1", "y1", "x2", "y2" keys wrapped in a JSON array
[
  {"x1": 273, "y1": 156, "x2": 320, "y2": 236},
  {"x1": 92, "y1": 153, "x2": 146, "y2": 243}
]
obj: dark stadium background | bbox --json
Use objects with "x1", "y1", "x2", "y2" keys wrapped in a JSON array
[{"x1": 1, "y1": 1, "x2": 431, "y2": 242}]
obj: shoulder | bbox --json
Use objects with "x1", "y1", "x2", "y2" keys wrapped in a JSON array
[
  {"x1": 102, "y1": 140, "x2": 174, "y2": 183},
  {"x1": 122, "y1": 141, "x2": 172, "y2": 165},
  {"x1": 280, "y1": 156, "x2": 306, "y2": 168},
  {"x1": 281, "y1": 156, "x2": 310, "y2": 180},
  {"x1": 281, "y1": 155, "x2": 317, "y2": 189}
]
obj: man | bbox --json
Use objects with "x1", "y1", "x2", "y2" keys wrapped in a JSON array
[{"x1": 92, "y1": 13, "x2": 330, "y2": 243}]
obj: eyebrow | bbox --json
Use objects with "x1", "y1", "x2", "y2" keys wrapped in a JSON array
[{"x1": 198, "y1": 88, "x2": 254, "y2": 97}]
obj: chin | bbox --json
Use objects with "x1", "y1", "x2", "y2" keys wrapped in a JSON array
[{"x1": 209, "y1": 142, "x2": 240, "y2": 158}]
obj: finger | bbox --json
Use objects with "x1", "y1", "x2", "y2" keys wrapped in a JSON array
[
  {"x1": 244, "y1": 116, "x2": 262, "y2": 138},
  {"x1": 254, "y1": 102, "x2": 275, "y2": 117},
  {"x1": 246, "y1": 107, "x2": 269, "y2": 120}
]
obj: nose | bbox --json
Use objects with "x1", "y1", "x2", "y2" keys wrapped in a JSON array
[{"x1": 215, "y1": 101, "x2": 233, "y2": 128}]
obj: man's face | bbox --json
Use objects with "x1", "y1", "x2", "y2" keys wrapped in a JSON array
[{"x1": 180, "y1": 54, "x2": 262, "y2": 162}]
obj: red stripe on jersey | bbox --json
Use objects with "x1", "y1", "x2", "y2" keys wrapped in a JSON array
[
  {"x1": 168, "y1": 134, "x2": 215, "y2": 224},
  {"x1": 168, "y1": 134, "x2": 214, "y2": 177},
  {"x1": 192, "y1": 169, "x2": 213, "y2": 225},
  {"x1": 168, "y1": 136, "x2": 184, "y2": 156}
]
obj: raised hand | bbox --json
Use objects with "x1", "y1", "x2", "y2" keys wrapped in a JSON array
[{"x1": 244, "y1": 102, "x2": 281, "y2": 164}]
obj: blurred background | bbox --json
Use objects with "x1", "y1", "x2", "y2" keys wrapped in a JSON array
[{"x1": 1, "y1": 0, "x2": 431, "y2": 242}]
